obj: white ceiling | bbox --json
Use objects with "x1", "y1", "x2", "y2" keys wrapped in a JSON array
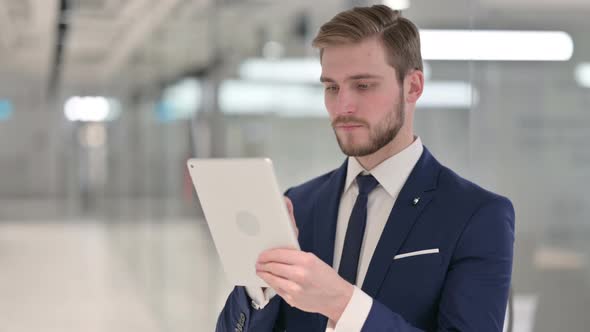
[
  {"x1": 480, "y1": 0, "x2": 590, "y2": 9},
  {"x1": 1, "y1": 0, "x2": 590, "y2": 110}
]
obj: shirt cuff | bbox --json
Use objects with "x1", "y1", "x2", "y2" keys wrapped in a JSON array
[
  {"x1": 244, "y1": 286, "x2": 277, "y2": 310},
  {"x1": 326, "y1": 286, "x2": 373, "y2": 332}
]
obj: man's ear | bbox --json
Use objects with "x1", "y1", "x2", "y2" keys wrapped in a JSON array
[{"x1": 405, "y1": 69, "x2": 424, "y2": 104}]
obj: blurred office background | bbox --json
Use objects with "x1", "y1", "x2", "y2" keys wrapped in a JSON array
[{"x1": 1, "y1": 0, "x2": 589, "y2": 331}]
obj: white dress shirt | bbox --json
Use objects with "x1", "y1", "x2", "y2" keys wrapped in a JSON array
[{"x1": 247, "y1": 137, "x2": 424, "y2": 332}]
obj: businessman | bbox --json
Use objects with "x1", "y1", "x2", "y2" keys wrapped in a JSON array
[{"x1": 216, "y1": 5, "x2": 515, "y2": 331}]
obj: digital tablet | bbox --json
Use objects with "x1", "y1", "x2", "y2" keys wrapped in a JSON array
[{"x1": 187, "y1": 158, "x2": 300, "y2": 287}]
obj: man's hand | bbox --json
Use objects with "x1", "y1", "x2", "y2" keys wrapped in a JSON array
[
  {"x1": 256, "y1": 249, "x2": 353, "y2": 322},
  {"x1": 284, "y1": 197, "x2": 298, "y2": 238},
  {"x1": 256, "y1": 197, "x2": 354, "y2": 323}
]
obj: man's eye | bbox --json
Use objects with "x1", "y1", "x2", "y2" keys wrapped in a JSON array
[
  {"x1": 325, "y1": 86, "x2": 339, "y2": 92},
  {"x1": 357, "y1": 83, "x2": 370, "y2": 90}
]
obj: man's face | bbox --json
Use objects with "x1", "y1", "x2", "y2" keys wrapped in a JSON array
[{"x1": 320, "y1": 37, "x2": 405, "y2": 157}]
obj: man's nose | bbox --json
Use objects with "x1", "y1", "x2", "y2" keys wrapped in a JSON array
[{"x1": 335, "y1": 90, "x2": 357, "y2": 115}]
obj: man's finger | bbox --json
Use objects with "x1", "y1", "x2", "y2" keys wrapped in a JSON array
[
  {"x1": 258, "y1": 248, "x2": 309, "y2": 265},
  {"x1": 257, "y1": 261, "x2": 303, "y2": 282},
  {"x1": 256, "y1": 270, "x2": 297, "y2": 301},
  {"x1": 284, "y1": 196, "x2": 294, "y2": 216},
  {"x1": 284, "y1": 196, "x2": 299, "y2": 237}
]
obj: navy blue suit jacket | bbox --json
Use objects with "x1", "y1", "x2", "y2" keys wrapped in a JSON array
[{"x1": 216, "y1": 147, "x2": 515, "y2": 331}]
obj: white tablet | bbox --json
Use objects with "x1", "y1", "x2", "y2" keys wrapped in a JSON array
[{"x1": 187, "y1": 158, "x2": 300, "y2": 287}]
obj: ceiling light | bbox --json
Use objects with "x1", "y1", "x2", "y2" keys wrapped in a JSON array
[
  {"x1": 418, "y1": 81, "x2": 477, "y2": 108},
  {"x1": 239, "y1": 58, "x2": 321, "y2": 84},
  {"x1": 420, "y1": 30, "x2": 574, "y2": 61},
  {"x1": 219, "y1": 80, "x2": 324, "y2": 117},
  {"x1": 574, "y1": 63, "x2": 590, "y2": 88},
  {"x1": 383, "y1": 0, "x2": 410, "y2": 10},
  {"x1": 64, "y1": 96, "x2": 111, "y2": 122}
]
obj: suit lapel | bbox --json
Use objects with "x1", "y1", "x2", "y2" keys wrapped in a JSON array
[
  {"x1": 361, "y1": 147, "x2": 441, "y2": 298},
  {"x1": 312, "y1": 159, "x2": 348, "y2": 266}
]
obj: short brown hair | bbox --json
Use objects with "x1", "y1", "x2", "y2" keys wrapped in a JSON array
[{"x1": 312, "y1": 5, "x2": 423, "y2": 83}]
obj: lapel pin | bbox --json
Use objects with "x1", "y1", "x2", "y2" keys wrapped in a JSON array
[{"x1": 412, "y1": 197, "x2": 421, "y2": 206}]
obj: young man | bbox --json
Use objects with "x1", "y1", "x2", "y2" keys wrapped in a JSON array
[{"x1": 216, "y1": 5, "x2": 515, "y2": 332}]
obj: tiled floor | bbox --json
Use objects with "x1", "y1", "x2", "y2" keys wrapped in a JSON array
[
  {"x1": 0, "y1": 222, "x2": 161, "y2": 331},
  {"x1": 0, "y1": 221, "x2": 232, "y2": 332},
  {"x1": 0, "y1": 221, "x2": 557, "y2": 332}
]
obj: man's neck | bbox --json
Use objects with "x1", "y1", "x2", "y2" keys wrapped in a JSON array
[{"x1": 355, "y1": 133, "x2": 415, "y2": 171}]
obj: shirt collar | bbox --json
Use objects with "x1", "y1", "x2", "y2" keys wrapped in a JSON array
[{"x1": 344, "y1": 137, "x2": 424, "y2": 198}]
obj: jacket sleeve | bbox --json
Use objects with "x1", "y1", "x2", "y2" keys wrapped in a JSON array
[
  {"x1": 215, "y1": 286, "x2": 282, "y2": 332},
  {"x1": 361, "y1": 196, "x2": 515, "y2": 332}
]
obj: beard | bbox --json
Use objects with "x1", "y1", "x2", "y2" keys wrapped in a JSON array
[{"x1": 332, "y1": 95, "x2": 405, "y2": 157}]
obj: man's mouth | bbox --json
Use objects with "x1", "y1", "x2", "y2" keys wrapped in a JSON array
[{"x1": 335, "y1": 123, "x2": 364, "y2": 130}]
